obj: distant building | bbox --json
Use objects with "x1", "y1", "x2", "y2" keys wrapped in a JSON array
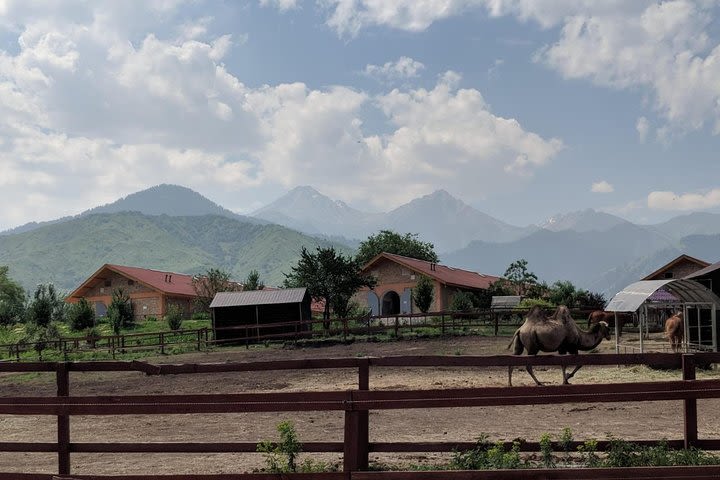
[
  {"x1": 355, "y1": 252, "x2": 499, "y2": 315},
  {"x1": 685, "y1": 261, "x2": 720, "y2": 298},
  {"x1": 210, "y1": 288, "x2": 312, "y2": 342},
  {"x1": 66, "y1": 264, "x2": 197, "y2": 320},
  {"x1": 642, "y1": 254, "x2": 710, "y2": 281}
]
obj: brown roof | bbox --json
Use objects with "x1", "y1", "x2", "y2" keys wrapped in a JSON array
[
  {"x1": 67, "y1": 264, "x2": 197, "y2": 300},
  {"x1": 362, "y1": 253, "x2": 499, "y2": 290},
  {"x1": 642, "y1": 254, "x2": 710, "y2": 281}
]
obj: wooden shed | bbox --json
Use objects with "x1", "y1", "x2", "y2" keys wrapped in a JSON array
[{"x1": 210, "y1": 288, "x2": 312, "y2": 342}]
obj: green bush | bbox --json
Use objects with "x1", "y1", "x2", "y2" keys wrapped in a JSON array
[
  {"x1": 67, "y1": 298, "x2": 95, "y2": 331},
  {"x1": 450, "y1": 291, "x2": 475, "y2": 312},
  {"x1": 451, "y1": 435, "x2": 524, "y2": 470},
  {"x1": 107, "y1": 289, "x2": 133, "y2": 334},
  {"x1": 165, "y1": 304, "x2": 183, "y2": 331},
  {"x1": 516, "y1": 298, "x2": 555, "y2": 311}
]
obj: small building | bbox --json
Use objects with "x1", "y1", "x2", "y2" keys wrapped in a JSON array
[
  {"x1": 356, "y1": 253, "x2": 499, "y2": 315},
  {"x1": 685, "y1": 261, "x2": 720, "y2": 298},
  {"x1": 642, "y1": 254, "x2": 710, "y2": 281},
  {"x1": 66, "y1": 264, "x2": 197, "y2": 320},
  {"x1": 210, "y1": 288, "x2": 312, "y2": 342}
]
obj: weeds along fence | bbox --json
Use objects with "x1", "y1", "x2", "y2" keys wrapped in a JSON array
[
  {"x1": 0, "y1": 308, "x2": 599, "y2": 362},
  {"x1": 2, "y1": 353, "x2": 720, "y2": 479}
]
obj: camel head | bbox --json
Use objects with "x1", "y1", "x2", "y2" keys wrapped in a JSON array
[{"x1": 591, "y1": 320, "x2": 611, "y2": 340}]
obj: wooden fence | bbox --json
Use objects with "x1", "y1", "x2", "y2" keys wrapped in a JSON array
[
  {"x1": 2, "y1": 353, "x2": 720, "y2": 479},
  {"x1": 0, "y1": 307, "x2": 596, "y2": 361}
]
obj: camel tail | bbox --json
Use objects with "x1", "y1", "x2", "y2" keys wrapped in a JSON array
[{"x1": 507, "y1": 329, "x2": 520, "y2": 350}]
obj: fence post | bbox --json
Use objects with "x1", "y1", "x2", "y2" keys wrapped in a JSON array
[
  {"x1": 494, "y1": 313, "x2": 499, "y2": 336},
  {"x1": 343, "y1": 391, "x2": 368, "y2": 475},
  {"x1": 394, "y1": 316, "x2": 399, "y2": 338},
  {"x1": 160, "y1": 333, "x2": 165, "y2": 355},
  {"x1": 682, "y1": 354, "x2": 698, "y2": 449},
  {"x1": 357, "y1": 358, "x2": 369, "y2": 470},
  {"x1": 56, "y1": 363, "x2": 70, "y2": 476},
  {"x1": 197, "y1": 329, "x2": 202, "y2": 351}
]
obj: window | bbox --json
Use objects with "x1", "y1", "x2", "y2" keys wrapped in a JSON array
[
  {"x1": 104, "y1": 279, "x2": 111, "y2": 287},
  {"x1": 128, "y1": 279, "x2": 135, "y2": 286},
  {"x1": 664, "y1": 272, "x2": 673, "y2": 279}
]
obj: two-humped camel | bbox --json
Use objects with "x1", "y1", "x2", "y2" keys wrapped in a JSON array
[{"x1": 508, "y1": 305, "x2": 611, "y2": 386}]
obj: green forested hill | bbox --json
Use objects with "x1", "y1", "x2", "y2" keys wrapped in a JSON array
[{"x1": 0, "y1": 212, "x2": 350, "y2": 292}]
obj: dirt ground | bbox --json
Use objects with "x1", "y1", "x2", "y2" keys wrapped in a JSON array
[{"x1": 1, "y1": 333, "x2": 719, "y2": 474}]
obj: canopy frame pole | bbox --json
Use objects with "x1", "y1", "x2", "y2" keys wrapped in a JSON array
[{"x1": 614, "y1": 311, "x2": 620, "y2": 354}]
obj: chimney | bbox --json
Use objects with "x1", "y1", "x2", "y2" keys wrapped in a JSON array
[
  {"x1": 168, "y1": 275, "x2": 172, "y2": 283},
  {"x1": 430, "y1": 263, "x2": 436, "y2": 271}
]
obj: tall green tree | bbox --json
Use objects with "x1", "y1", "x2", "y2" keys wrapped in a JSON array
[
  {"x1": 548, "y1": 280, "x2": 578, "y2": 307},
  {"x1": 0, "y1": 266, "x2": 25, "y2": 325},
  {"x1": 355, "y1": 230, "x2": 438, "y2": 266},
  {"x1": 413, "y1": 275, "x2": 435, "y2": 313},
  {"x1": 503, "y1": 259, "x2": 538, "y2": 297},
  {"x1": 244, "y1": 270, "x2": 265, "y2": 291},
  {"x1": 192, "y1": 268, "x2": 240, "y2": 313},
  {"x1": 27, "y1": 283, "x2": 65, "y2": 327},
  {"x1": 284, "y1": 247, "x2": 376, "y2": 328},
  {"x1": 107, "y1": 288, "x2": 134, "y2": 334}
]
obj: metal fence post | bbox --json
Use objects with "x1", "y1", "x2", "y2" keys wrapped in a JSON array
[
  {"x1": 682, "y1": 354, "x2": 698, "y2": 448},
  {"x1": 56, "y1": 363, "x2": 70, "y2": 475}
]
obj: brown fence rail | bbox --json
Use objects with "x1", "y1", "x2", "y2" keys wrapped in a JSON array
[
  {"x1": 1, "y1": 353, "x2": 720, "y2": 478},
  {"x1": 0, "y1": 307, "x2": 603, "y2": 362}
]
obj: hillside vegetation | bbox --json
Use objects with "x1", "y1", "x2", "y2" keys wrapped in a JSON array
[{"x1": 0, "y1": 212, "x2": 349, "y2": 292}]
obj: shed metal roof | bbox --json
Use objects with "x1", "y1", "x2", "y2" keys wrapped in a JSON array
[
  {"x1": 606, "y1": 279, "x2": 720, "y2": 312},
  {"x1": 490, "y1": 296, "x2": 522, "y2": 309},
  {"x1": 210, "y1": 288, "x2": 308, "y2": 308},
  {"x1": 685, "y1": 260, "x2": 720, "y2": 279}
]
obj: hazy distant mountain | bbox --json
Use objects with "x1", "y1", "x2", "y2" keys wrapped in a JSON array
[
  {"x1": 253, "y1": 187, "x2": 534, "y2": 252},
  {"x1": 540, "y1": 209, "x2": 630, "y2": 233},
  {"x1": 0, "y1": 211, "x2": 347, "y2": 292},
  {"x1": 381, "y1": 190, "x2": 535, "y2": 252},
  {"x1": 650, "y1": 212, "x2": 720, "y2": 241},
  {"x1": 443, "y1": 223, "x2": 676, "y2": 295},
  {"x1": 253, "y1": 186, "x2": 379, "y2": 239},
  {"x1": 1, "y1": 184, "x2": 263, "y2": 236}
]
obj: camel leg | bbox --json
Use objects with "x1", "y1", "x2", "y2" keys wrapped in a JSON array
[
  {"x1": 563, "y1": 365, "x2": 583, "y2": 384},
  {"x1": 526, "y1": 365, "x2": 543, "y2": 386}
]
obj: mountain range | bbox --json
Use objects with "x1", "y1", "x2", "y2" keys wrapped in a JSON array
[{"x1": 1, "y1": 183, "x2": 719, "y2": 298}]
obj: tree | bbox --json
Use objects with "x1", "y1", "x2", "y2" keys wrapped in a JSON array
[
  {"x1": 413, "y1": 275, "x2": 434, "y2": 313},
  {"x1": 192, "y1": 268, "x2": 240, "y2": 313},
  {"x1": 284, "y1": 246, "x2": 376, "y2": 328},
  {"x1": 107, "y1": 288, "x2": 133, "y2": 334},
  {"x1": 574, "y1": 289, "x2": 606, "y2": 310},
  {"x1": 27, "y1": 283, "x2": 65, "y2": 327},
  {"x1": 548, "y1": 280, "x2": 578, "y2": 307},
  {"x1": 165, "y1": 304, "x2": 183, "y2": 331},
  {"x1": 67, "y1": 298, "x2": 95, "y2": 331},
  {"x1": 244, "y1": 270, "x2": 264, "y2": 291},
  {"x1": 356, "y1": 230, "x2": 438, "y2": 266},
  {"x1": 503, "y1": 259, "x2": 538, "y2": 297},
  {"x1": 0, "y1": 266, "x2": 25, "y2": 325},
  {"x1": 450, "y1": 291, "x2": 476, "y2": 312}
]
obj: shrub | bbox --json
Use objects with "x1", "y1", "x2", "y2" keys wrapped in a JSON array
[
  {"x1": 27, "y1": 283, "x2": 65, "y2": 327},
  {"x1": 450, "y1": 291, "x2": 475, "y2": 312},
  {"x1": 451, "y1": 435, "x2": 523, "y2": 470},
  {"x1": 67, "y1": 298, "x2": 95, "y2": 331},
  {"x1": 22, "y1": 322, "x2": 61, "y2": 360},
  {"x1": 516, "y1": 298, "x2": 555, "y2": 312},
  {"x1": 165, "y1": 304, "x2": 183, "y2": 331},
  {"x1": 414, "y1": 275, "x2": 434, "y2": 313},
  {"x1": 107, "y1": 289, "x2": 133, "y2": 334}
]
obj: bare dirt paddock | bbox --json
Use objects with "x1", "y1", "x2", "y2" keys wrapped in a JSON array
[{"x1": 1, "y1": 335, "x2": 720, "y2": 475}]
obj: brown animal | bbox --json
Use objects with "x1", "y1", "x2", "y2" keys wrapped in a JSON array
[
  {"x1": 587, "y1": 310, "x2": 631, "y2": 337},
  {"x1": 664, "y1": 312, "x2": 684, "y2": 353},
  {"x1": 508, "y1": 305, "x2": 611, "y2": 386}
]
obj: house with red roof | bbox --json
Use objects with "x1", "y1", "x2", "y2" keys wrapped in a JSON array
[
  {"x1": 66, "y1": 264, "x2": 198, "y2": 320},
  {"x1": 356, "y1": 252, "x2": 500, "y2": 315}
]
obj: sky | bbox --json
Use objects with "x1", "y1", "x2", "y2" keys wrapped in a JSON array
[{"x1": 1, "y1": 0, "x2": 720, "y2": 231}]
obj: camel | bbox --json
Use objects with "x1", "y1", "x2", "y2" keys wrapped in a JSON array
[
  {"x1": 664, "y1": 312, "x2": 684, "y2": 353},
  {"x1": 508, "y1": 305, "x2": 611, "y2": 386},
  {"x1": 587, "y1": 310, "x2": 631, "y2": 337}
]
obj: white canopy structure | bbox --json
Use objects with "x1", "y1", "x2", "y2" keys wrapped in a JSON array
[{"x1": 605, "y1": 279, "x2": 720, "y2": 353}]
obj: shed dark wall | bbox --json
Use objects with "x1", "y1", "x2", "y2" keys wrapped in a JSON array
[{"x1": 213, "y1": 296, "x2": 312, "y2": 342}]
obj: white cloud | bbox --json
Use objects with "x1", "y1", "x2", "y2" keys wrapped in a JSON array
[
  {"x1": 591, "y1": 181, "x2": 614, "y2": 193},
  {"x1": 364, "y1": 56, "x2": 425, "y2": 83},
  {"x1": 487, "y1": 58, "x2": 504, "y2": 79},
  {"x1": 0, "y1": 1, "x2": 565, "y2": 230},
  {"x1": 636, "y1": 116, "x2": 650, "y2": 143},
  {"x1": 648, "y1": 189, "x2": 720, "y2": 211},
  {"x1": 317, "y1": 1, "x2": 720, "y2": 136}
]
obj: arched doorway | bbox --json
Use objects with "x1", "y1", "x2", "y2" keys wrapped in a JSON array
[{"x1": 382, "y1": 291, "x2": 400, "y2": 315}]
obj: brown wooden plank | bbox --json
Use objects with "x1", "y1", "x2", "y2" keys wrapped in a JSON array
[
  {"x1": 0, "y1": 442, "x2": 57, "y2": 452},
  {"x1": 70, "y1": 442, "x2": 344, "y2": 453}
]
